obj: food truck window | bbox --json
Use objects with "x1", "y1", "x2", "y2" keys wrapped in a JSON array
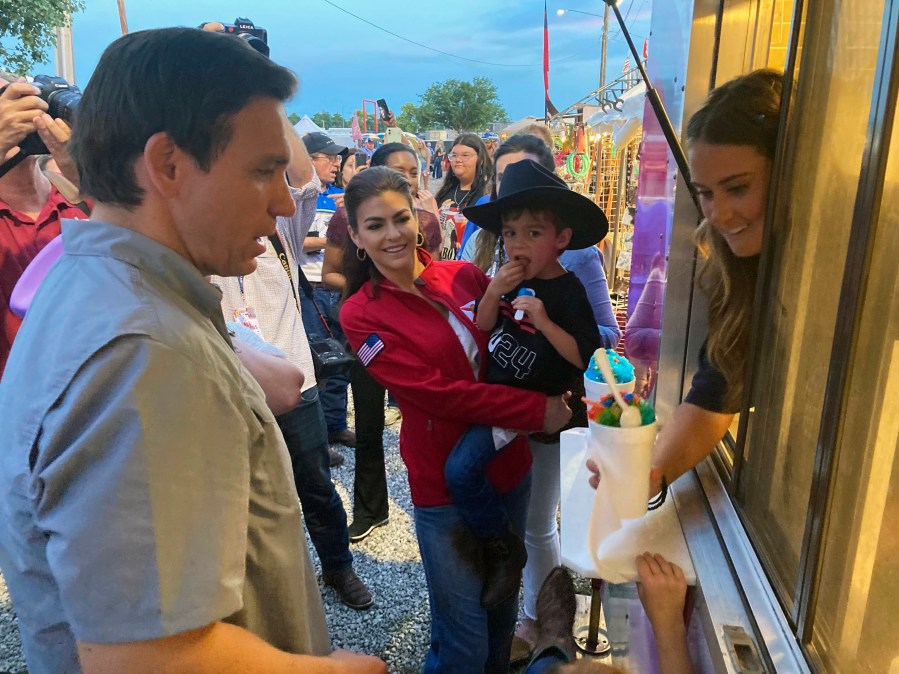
[
  {"x1": 808, "y1": 100, "x2": 899, "y2": 674},
  {"x1": 733, "y1": 0, "x2": 887, "y2": 631}
]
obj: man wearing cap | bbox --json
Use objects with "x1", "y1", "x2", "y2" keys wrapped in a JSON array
[
  {"x1": 299, "y1": 131, "x2": 355, "y2": 447},
  {"x1": 481, "y1": 132, "x2": 498, "y2": 159},
  {"x1": 360, "y1": 136, "x2": 376, "y2": 157}
]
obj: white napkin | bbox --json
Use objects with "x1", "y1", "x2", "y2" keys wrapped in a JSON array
[{"x1": 559, "y1": 428, "x2": 696, "y2": 585}]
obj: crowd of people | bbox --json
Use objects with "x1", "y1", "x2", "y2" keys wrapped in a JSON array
[{"x1": 0, "y1": 22, "x2": 782, "y2": 674}]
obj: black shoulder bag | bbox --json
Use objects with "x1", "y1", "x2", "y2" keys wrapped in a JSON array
[{"x1": 267, "y1": 234, "x2": 355, "y2": 381}]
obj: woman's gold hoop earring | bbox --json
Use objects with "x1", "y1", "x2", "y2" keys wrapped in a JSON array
[
  {"x1": 356, "y1": 247, "x2": 367, "y2": 261},
  {"x1": 417, "y1": 231, "x2": 426, "y2": 248}
]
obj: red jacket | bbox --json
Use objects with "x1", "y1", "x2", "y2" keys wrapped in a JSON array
[{"x1": 341, "y1": 251, "x2": 547, "y2": 507}]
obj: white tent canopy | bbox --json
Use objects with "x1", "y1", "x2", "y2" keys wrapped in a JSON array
[
  {"x1": 500, "y1": 116, "x2": 539, "y2": 137},
  {"x1": 586, "y1": 82, "x2": 646, "y2": 146},
  {"x1": 293, "y1": 114, "x2": 324, "y2": 136}
]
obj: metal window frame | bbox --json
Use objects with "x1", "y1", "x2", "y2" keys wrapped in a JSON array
[
  {"x1": 675, "y1": 461, "x2": 812, "y2": 672},
  {"x1": 791, "y1": 0, "x2": 899, "y2": 645}
]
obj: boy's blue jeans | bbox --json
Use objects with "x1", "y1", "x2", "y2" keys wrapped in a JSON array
[{"x1": 444, "y1": 424, "x2": 515, "y2": 539}]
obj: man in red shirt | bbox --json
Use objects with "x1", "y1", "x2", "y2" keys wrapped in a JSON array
[{"x1": 0, "y1": 73, "x2": 88, "y2": 375}]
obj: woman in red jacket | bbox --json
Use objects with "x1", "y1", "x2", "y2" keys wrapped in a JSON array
[{"x1": 340, "y1": 167, "x2": 572, "y2": 673}]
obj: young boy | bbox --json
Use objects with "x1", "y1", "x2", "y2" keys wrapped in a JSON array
[{"x1": 447, "y1": 159, "x2": 608, "y2": 608}]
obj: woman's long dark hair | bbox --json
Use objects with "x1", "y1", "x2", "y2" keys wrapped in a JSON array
[
  {"x1": 371, "y1": 142, "x2": 418, "y2": 168},
  {"x1": 342, "y1": 166, "x2": 416, "y2": 301},
  {"x1": 472, "y1": 133, "x2": 556, "y2": 272},
  {"x1": 435, "y1": 133, "x2": 491, "y2": 207},
  {"x1": 687, "y1": 69, "x2": 783, "y2": 410}
]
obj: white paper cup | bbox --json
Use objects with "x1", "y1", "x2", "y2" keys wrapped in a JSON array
[
  {"x1": 584, "y1": 374, "x2": 635, "y2": 402},
  {"x1": 588, "y1": 420, "x2": 656, "y2": 520}
]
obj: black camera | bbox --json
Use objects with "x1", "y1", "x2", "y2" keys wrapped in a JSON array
[
  {"x1": 215, "y1": 18, "x2": 269, "y2": 57},
  {"x1": 0, "y1": 75, "x2": 81, "y2": 159},
  {"x1": 308, "y1": 334, "x2": 355, "y2": 381}
]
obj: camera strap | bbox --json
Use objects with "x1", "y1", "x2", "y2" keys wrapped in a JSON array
[
  {"x1": 0, "y1": 151, "x2": 27, "y2": 180},
  {"x1": 266, "y1": 233, "x2": 337, "y2": 340}
]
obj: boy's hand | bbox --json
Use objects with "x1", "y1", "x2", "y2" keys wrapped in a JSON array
[
  {"x1": 489, "y1": 260, "x2": 524, "y2": 296},
  {"x1": 636, "y1": 552, "x2": 688, "y2": 634},
  {"x1": 511, "y1": 294, "x2": 548, "y2": 330}
]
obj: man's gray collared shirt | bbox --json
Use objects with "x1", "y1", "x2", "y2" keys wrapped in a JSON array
[{"x1": 0, "y1": 219, "x2": 329, "y2": 672}]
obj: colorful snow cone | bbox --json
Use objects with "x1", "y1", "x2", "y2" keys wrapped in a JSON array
[
  {"x1": 585, "y1": 349, "x2": 635, "y2": 385},
  {"x1": 586, "y1": 391, "x2": 658, "y2": 520},
  {"x1": 584, "y1": 349, "x2": 636, "y2": 401},
  {"x1": 587, "y1": 392, "x2": 656, "y2": 428}
]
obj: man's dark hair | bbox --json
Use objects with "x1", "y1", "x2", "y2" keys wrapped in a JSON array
[{"x1": 71, "y1": 27, "x2": 297, "y2": 207}]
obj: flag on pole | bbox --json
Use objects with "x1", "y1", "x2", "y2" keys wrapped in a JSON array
[
  {"x1": 623, "y1": 56, "x2": 631, "y2": 74},
  {"x1": 543, "y1": 1, "x2": 559, "y2": 117},
  {"x1": 351, "y1": 112, "x2": 362, "y2": 144},
  {"x1": 643, "y1": 37, "x2": 649, "y2": 60}
]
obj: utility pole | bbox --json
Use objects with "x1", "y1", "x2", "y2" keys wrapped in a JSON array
[
  {"x1": 600, "y1": 3, "x2": 609, "y2": 90},
  {"x1": 54, "y1": 17, "x2": 75, "y2": 83},
  {"x1": 117, "y1": 0, "x2": 129, "y2": 35}
]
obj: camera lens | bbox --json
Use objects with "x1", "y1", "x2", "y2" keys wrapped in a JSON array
[
  {"x1": 236, "y1": 32, "x2": 270, "y2": 57},
  {"x1": 46, "y1": 88, "x2": 80, "y2": 123}
]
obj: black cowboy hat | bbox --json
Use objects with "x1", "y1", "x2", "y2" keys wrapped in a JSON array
[{"x1": 461, "y1": 159, "x2": 609, "y2": 249}]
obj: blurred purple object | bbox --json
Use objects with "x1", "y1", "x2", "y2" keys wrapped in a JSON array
[{"x1": 10, "y1": 234, "x2": 63, "y2": 318}]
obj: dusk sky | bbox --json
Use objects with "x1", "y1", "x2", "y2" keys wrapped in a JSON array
[{"x1": 33, "y1": 0, "x2": 652, "y2": 126}]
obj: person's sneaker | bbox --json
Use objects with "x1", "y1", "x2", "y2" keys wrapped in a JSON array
[
  {"x1": 348, "y1": 517, "x2": 389, "y2": 542},
  {"x1": 384, "y1": 405, "x2": 402, "y2": 426},
  {"x1": 531, "y1": 566, "x2": 577, "y2": 661},
  {"x1": 328, "y1": 428, "x2": 357, "y2": 447},
  {"x1": 322, "y1": 567, "x2": 374, "y2": 610},
  {"x1": 480, "y1": 527, "x2": 527, "y2": 609},
  {"x1": 328, "y1": 447, "x2": 345, "y2": 468}
]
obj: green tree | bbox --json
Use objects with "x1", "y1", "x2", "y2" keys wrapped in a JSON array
[
  {"x1": 287, "y1": 112, "x2": 301, "y2": 126},
  {"x1": 415, "y1": 77, "x2": 508, "y2": 132},
  {"x1": 311, "y1": 111, "x2": 350, "y2": 129},
  {"x1": 0, "y1": 0, "x2": 85, "y2": 75},
  {"x1": 396, "y1": 102, "x2": 427, "y2": 134}
]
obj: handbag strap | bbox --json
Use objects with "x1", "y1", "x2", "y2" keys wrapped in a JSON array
[{"x1": 266, "y1": 233, "x2": 336, "y2": 339}]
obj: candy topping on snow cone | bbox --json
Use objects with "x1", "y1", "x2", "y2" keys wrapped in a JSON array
[
  {"x1": 587, "y1": 393, "x2": 655, "y2": 428},
  {"x1": 585, "y1": 348, "x2": 635, "y2": 385}
]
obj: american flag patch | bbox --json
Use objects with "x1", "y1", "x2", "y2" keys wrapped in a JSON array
[
  {"x1": 460, "y1": 300, "x2": 476, "y2": 322},
  {"x1": 357, "y1": 333, "x2": 385, "y2": 366}
]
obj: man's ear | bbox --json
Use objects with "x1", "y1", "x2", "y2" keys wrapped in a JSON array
[
  {"x1": 556, "y1": 227, "x2": 573, "y2": 251},
  {"x1": 141, "y1": 132, "x2": 192, "y2": 198}
]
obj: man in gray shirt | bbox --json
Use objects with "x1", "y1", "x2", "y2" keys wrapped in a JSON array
[{"x1": 0, "y1": 28, "x2": 384, "y2": 674}]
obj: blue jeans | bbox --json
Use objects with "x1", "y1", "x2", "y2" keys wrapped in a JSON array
[
  {"x1": 275, "y1": 386, "x2": 352, "y2": 573},
  {"x1": 300, "y1": 287, "x2": 350, "y2": 434},
  {"x1": 444, "y1": 425, "x2": 511, "y2": 539},
  {"x1": 414, "y1": 472, "x2": 531, "y2": 674}
]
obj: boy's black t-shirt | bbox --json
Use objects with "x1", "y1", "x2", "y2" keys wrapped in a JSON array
[{"x1": 483, "y1": 272, "x2": 602, "y2": 437}]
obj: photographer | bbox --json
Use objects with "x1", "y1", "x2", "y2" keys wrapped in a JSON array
[
  {"x1": 213, "y1": 124, "x2": 375, "y2": 612},
  {"x1": 0, "y1": 72, "x2": 87, "y2": 375}
]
